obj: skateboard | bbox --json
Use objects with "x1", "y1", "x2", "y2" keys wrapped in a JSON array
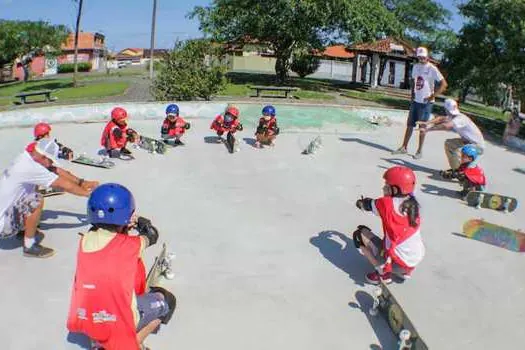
[
  {"x1": 225, "y1": 132, "x2": 237, "y2": 154},
  {"x1": 38, "y1": 187, "x2": 65, "y2": 197},
  {"x1": 146, "y1": 243, "x2": 175, "y2": 288},
  {"x1": 302, "y1": 135, "x2": 322, "y2": 155},
  {"x1": 367, "y1": 115, "x2": 393, "y2": 126},
  {"x1": 465, "y1": 191, "x2": 518, "y2": 213},
  {"x1": 370, "y1": 282, "x2": 428, "y2": 350},
  {"x1": 138, "y1": 135, "x2": 167, "y2": 154},
  {"x1": 461, "y1": 219, "x2": 525, "y2": 252},
  {"x1": 72, "y1": 154, "x2": 115, "y2": 169}
]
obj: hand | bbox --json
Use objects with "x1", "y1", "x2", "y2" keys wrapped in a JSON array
[
  {"x1": 356, "y1": 199, "x2": 364, "y2": 210},
  {"x1": 81, "y1": 180, "x2": 99, "y2": 191},
  {"x1": 424, "y1": 94, "x2": 435, "y2": 102}
]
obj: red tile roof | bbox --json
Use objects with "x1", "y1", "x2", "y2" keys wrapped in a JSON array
[
  {"x1": 322, "y1": 45, "x2": 355, "y2": 59},
  {"x1": 350, "y1": 38, "x2": 415, "y2": 55}
]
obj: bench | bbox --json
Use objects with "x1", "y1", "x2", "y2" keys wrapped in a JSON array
[
  {"x1": 249, "y1": 85, "x2": 298, "y2": 98},
  {"x1": 15, "y1": 90, "x2": 56, "y2": 104}
]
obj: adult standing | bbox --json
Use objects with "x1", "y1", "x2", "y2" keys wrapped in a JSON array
[{"x1": 393, "y1": 47, "x2": 448, "y2": 159}]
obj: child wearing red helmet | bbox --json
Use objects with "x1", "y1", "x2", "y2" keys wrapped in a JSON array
[
  {"x1": 33, "y1": 122, "x2": 74, "y2": 161},
  {"x1": 210, "y1": 105, "x2": 243, "y2": 151},
  {"x1": 100, "y1": 107, "x2": 139, "y2": 159},
  {"x1": 161, "y1": 104, "x2": 190, "y2": 146},
  {"x1": 354, "y1": 166, "x2": 425, "y2": 284},
  {"x1": 254, "y1": 105, "x2": 280, "y2": 148}
]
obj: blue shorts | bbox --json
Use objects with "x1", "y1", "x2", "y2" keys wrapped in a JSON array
[
  {"x1": 407, "y1": 102, "x2": 433, "y2": 127},
  {"x1": 136, "y1": 292, "x2": 170, "y2": 332}
]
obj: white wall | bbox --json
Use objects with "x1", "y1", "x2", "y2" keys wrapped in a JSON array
[
  {"x1": 309, "y1": 59, "x2": 353, "y2": 81},
  {"x1": 380, "y1": 60, "x2": 407, "y2": 88}
]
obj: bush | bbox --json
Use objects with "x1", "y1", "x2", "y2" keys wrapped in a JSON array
[
  {"x1": 58, "y1": 62, "x2": 92, "y2": 73},
  {"x1": 152, "y1": 39, "x2": 227, "y2": 101},
  {"x1": 290, "y1": 51, "x2": 320, "y2": 78}
]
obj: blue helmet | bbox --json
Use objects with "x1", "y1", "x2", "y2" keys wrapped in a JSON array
[
  {"x1": 87, "y1": 183, "x2": 136, "y2": 226},
  {"x1": 461, "y1": 144, "x2": 479, "y2": 160},
  {"x1": 262, "y1": 105, "x2": 276, "y2": 116},
  {"x1": 166, "y1": 104, "x2": 179, "y2": 116}
]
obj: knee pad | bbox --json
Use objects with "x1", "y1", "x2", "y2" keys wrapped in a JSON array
[{"x1": 149, "y1": 286, "x2": 176, "y2": 325}]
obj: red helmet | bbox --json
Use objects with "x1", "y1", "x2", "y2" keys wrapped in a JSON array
[
  {"x1": 111, "y1": 107, "x2": 128, "y2": 122},
  {"x1": 225, "y1": 106, "x2": 240, "y2": 118},
  {"x1": 383, "y1": 166, "x2": 416, "y2": 195},
  {"x1": 34, "y1": 122, "x2": 51, "y2": 139}
]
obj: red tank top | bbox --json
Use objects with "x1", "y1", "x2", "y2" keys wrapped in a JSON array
[
  {"x1": 67, "y1": 234, "x2": 145, "y2": 350},
  {"x1": 375, "y1": 196, "x2": 420, "y2": 249}
]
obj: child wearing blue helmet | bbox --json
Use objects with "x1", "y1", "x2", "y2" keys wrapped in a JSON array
[
  {"x1": 255, "y1": 105, "x2": 280, "y2": 148},
  {"x1": 440, "y1": 144, "x2": 486, "y2": 198},
  {"x1": 67, "y1": 183, "x2": 176, "y2": 350},
  {"x1": 161, "y1": 104, "x2": 190, "y2": 146}
]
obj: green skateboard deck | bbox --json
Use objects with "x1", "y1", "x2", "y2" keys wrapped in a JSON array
[
  {"x1": 461, "y1": 219, "x2": 525, "y2": 252},
  {"x1": 146, "y1": 243, "x2": 175, "y2": 288},
  {"x1": 370, "y1": 281, "x2": 428, "y2": 349},
  {"x1": 138, "y1": 135, "x2": 167, "y2": 154},
  {"x1": 465, "y1": 191, "x2": 518, "y2": 213},
  {"x1": 72, "y1": 155, "x2": 115, "y2": 169}
]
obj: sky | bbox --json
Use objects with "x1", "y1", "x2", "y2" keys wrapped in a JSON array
[{"x1": 1, "y1": 0, "x2": 464, "y2": 51}]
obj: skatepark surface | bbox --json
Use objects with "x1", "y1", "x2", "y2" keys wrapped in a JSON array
[{"x1": 0, "y1": 112, "x2": 524, "y2": 350}]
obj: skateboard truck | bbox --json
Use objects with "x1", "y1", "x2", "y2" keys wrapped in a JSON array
[
  {"x1": 369, "y1": 287, "x2": 383, "y2": 316},
  {"x1": 503, "y1": 198, "x2": 511, "y2": 213},
  {"x1": 163, "y1": 252, "x2": 176, "y2": 280},
  {"x1": 398, "y1": 329, "x2": 412, "y2": 350},
  {"x1": 476, "y1": 193, "x2": 484, "y2": 209}
]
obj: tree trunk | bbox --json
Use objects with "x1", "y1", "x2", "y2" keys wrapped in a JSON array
[
  {"x1": 274, "y1": 44, "x2": 293, "y2": 85},
  {"x1": 72, "y1": 0, "x2": 84, "y2": 88},
  {"x1": 459, "y1": 86, "x2": 469, "y2": 103}
]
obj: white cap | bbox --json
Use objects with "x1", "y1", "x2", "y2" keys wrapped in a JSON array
[
  {"x1": 444, "y1": 98, "x2": 461, "y2": 115},
  {"x1": 35, "y1": 139, "x2": 60, "y2": 164},
  {"x1": 416, "y1": 47, "x2": 428, "y2": 58}
]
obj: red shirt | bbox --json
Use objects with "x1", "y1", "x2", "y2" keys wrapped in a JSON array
[
  {"x1": 210, "y1": 114, "x2": 240, "y2": 133},
  {"x1": 101, "y1": 121, "x2": 128, "y2": 150},
  {"x1": 162, "y1": 116, "x2": 187, "y2": 136}
]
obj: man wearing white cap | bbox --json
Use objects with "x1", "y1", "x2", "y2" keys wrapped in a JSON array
[
  {"x1": 0, "y1": 139, "x2": 98, "y2": 258},
  {"x1": 393, "y1": 46, "x2": 448, "y2": 159},
  {"x1": 419, "y1": 98, "x2": 485, "y2": 169}
]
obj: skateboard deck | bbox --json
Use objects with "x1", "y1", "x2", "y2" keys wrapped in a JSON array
[
  {"x1": 138, "y1": 135, "x2": 167, "y2": 154},
  {"x1": 465, "y1": 191, "x2": 518, "y2": 213},
  {"x1": 370, "y1": 282, "x2": 428, "y2": 350},
  {"x1": 225, "y1": 132, "x2": 236, "y2": 154},
  {"x1": 38, "y1": 187, "x2": 65, "y2": 197},
  {"x1": 72, "y1": 154, "x2": 115, "y2": 169},
  {"x1": 302, "y1": 135, "x2": 322, "y2": 155},
  {"x1": 146, "y1": 243, "x2": 175, "y2": 288},
  {"x1": 461, "y1": 219, "x2": 525, "y2": 252}
]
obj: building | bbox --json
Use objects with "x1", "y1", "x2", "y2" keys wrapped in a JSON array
[
  {"x1": 309, "y1": 44, "x2": 355, "y2": 81},
  {"x1": 116, "y1": 48, "x2": 143, "y2": 65},
  {"x1": 59, "y1": 32, "x2": 107, "y2": 70}
]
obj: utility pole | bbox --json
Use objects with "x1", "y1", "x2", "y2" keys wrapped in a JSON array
[
  {"x1": 73, "y1": 0, "x2": 84, "y2": 87},
  {"x1": 149, "y1": 0, "x2": 158, "y2": 80}
]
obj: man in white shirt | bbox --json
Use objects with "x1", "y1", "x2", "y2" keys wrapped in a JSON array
[
  {"x1": 419, "y1": 98, "x2": 485, "y2": 169},
  {"x1": 0, "y1": 139, "x2": 98, "y2": 258},
  {"x1": 393, "y1": 47, "x2": 448, "y2": 159}
]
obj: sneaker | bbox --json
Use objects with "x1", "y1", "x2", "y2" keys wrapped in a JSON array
[
  {"x1": 216, "y1": 137, "x2": 224, "y2": 143},
  {"x1": 121, "y1": 147, "x2": 132, "y2": 155},
  {"x1": 391, "y1": 147, "x2": 407, "y2": 155},
  {"x1": 174, "y1": 139, "x2": 184, "y2": 146},
  {"x1": 365, "y1": 271, "x2": 392, "y2": 285},
  {"x1": 16, "y1": 231, "x2": 45, "y2": 244},
  {"x1": 413, "y1": 151, "x2": 423, "y2": 160},
  {"x1": 23, "y1": 243, "x2": 55, "y2": 258},
  {"x1": 254, "y1": 141, "x2": 262, "y2": 148}
]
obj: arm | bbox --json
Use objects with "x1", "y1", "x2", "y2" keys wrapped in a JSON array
[
  {"x1": 49, "y1": 166, "x2": 98, "y2": 191},
  {"x1": 410, "y1": 78, "x2": 415, "y2": 101},
  {"x1": 50, "y1": 175, "x2": 91, "y2": 197}
]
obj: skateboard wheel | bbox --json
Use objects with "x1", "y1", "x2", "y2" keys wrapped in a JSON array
[
  {"x1": 399, "y1": 329, "x2": 411, "y2": 340},
  {"x1": 165, "y1": 268, "x2": 175, "y2": 280},
  {"x1": 373, "y1": 287, "x2": 383, "y2": 297}
]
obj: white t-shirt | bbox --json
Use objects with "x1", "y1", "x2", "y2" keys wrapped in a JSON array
[
  {"x1": 412, "y1": 62, "x2": 445, "y2": 104},
  {"x1": 451, "y1": 113, "x2": 485, "y2": 149},
  {"x1": 0, "y1": 151, "x2": 58, "y2": 231}
]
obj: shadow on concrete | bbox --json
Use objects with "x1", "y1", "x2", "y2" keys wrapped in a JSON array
[
  {"x1": 349, "y1": 290, "x2": 398, "y2": 350},
  {"x1": 39, "y1": 210, "x2": 88, "y2": 230},
  {"x1": 310, "y1": 230, "x2": 369, "y2": 286},
  {"x1": 420, "y1": 183, "x2": 460, "y2": 199},
  {"x1": 66, "y1": 332, "x2": 91, "y2": 349},
  {"x1": 204, "y1": 136, "x2": 222, "y2": 144},
  {"x1": 0, "y1": 236, "x2": 22, "y2": 250},
  {"x1": 243, "y1": 137, "x2": 257, "y2": 147},
  {"x1": 513, "y1": 167, "x2": 525, "y2": 175},
  {"x1": 381, "y1": 157, "x2": 445, "y2": 181},
  {"x1": 340, "y1": 137, "x2": 393, "y2": 153}
]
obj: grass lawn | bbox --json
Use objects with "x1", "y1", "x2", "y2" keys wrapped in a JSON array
[{"x1": 0, "y1": 79, "x2": 129, "y2": 106}]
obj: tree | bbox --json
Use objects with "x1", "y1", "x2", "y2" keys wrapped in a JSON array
[
  {"x1": 190, "y1": 0, "x2": 400, "y2": 83},
  {"x1": 0, "y1": 20, "x2": 69, "y2": 66},
  {"x1": 444, "y1": 0, "x2": 525, "y2": 104},
  {"x1": 290, "y1": 50, "x2": 320, "y2": 78},
  {"x1": 152, "y1": 39, "x2": 227, "y2": 101},
  {"x1": 384, "y1": 0, "x2": 454, "y2": 53},
  {"x1": 72, "y1": 0, "x2": 84, "y2": 87}
]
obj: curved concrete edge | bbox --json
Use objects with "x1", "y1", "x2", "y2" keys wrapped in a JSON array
[{"x1": 0, "y1": 101, "x2": 409, "y2": 129}]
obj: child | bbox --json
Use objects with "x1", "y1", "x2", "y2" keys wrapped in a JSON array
[
  {"x1": 100, "y1": 107, "x2": 139, "y2": 159},
  {"x1": 255, "y1": 105, "x2": 280, "y2": 148},
  {"x1": 67, "y1": 183, "x2": 176, "y2": 350},
  {"x1": 353, "y1": 166, "x2": 425, "y2": 284},
  {"x1": 210, "y1": 105, "x2": 243, "y2": 150},
  {"x1": 160, "y1": 104, "x2": 190, "y2": 146},
  {"x1": 440, "y1": 144, "x2": 486, "y2": 198},
  {"x1": 33, "y1": 122, "x2": 74, "y2": 161}
]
